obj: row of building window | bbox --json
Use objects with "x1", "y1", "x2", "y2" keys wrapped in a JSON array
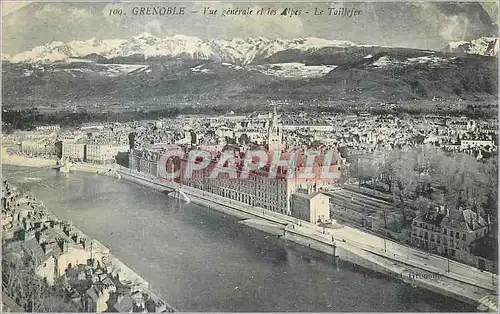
[
  {"x1": 413, "y1": 225, "x2": 466, "y2": 240},
  {"x1": 413, "y1": 228, "x2": 466, "y2": 241}
]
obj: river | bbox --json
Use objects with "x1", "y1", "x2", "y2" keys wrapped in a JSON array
[{"x1": 2, "y1": 165, "x2": 474, "y2": 312}]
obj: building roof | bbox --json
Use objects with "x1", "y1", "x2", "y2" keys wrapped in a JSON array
[
  {"x1": 293, "y1": 191, "x2": 330, "y2": 200},
  {"x1": 440, "y1": 209, "x2": 488, "y2": 232},
  {"x1": 20, "y1": 238, "x2": 61, "y2": 266},
  {"x1": 462, "y1": 209, "x2": 488, "y2": 231},
  {"x1": 102, "y1": 276, "x2": 115, "y2": 288},
  {"x1": 418, "y1": 211, "x2": 446, "y2": 226},
  {"x1": 113, "y1": 295, "x2": 134, "y2": 313}
]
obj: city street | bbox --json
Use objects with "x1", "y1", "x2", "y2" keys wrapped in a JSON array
[
  {"x1": 310, "y1": 223, "x2": 497, "y2": 292},
  {"x1": 285, "y1": 224, "x2": 498, "y2": 311}
]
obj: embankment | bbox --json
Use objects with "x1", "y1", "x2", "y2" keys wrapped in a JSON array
[
  {"x1": 1, "y1": 149, "x2": 56, "y2": 168},
  {"x1": 117, "y1": 168, "x2": 497, "y2": 311}
]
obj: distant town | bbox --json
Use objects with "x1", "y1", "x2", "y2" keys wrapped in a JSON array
[
  {"x1": 3, "y1": 109, "x2": 498, "y2": 260},
  {"x1": 2, "y1": 0, "x2": 499, "y2": 312},
  {"x1": 2, "y1": 107, "x2": 498, "y2": 312}
]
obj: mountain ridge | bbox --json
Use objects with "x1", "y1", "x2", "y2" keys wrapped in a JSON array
[
  {"x1": 2, "y1": 35, "x2": 497, "y2": 107},
  {"x1": 6, "y1": 33, "x2": 362, "y2": 65}
]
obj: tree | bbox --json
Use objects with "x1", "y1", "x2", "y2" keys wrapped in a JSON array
[
  {"x1": 349, "y1": 145, "x2": 497, "y2": 223},
  {"x1": 355, "y1": 156, "x2": 381, "y2": 186},
  {"x1": 238, "y1": 133, "x2": 250, "y2": 145},
  {"x1": 2, "y1": 249, "x2": 81, "y2": 312}
]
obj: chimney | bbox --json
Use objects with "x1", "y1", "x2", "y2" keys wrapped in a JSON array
[
  {"x1": 59, "y1": 240, "x2": 69, "y2": 253},
  {"x1": 64, "y1": 226, "x2": 72, "y2": 236},
  {"x1": 81, "y1": 238, "x2": 88, "y2": 249}
]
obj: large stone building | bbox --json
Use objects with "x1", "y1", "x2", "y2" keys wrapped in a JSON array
[
  {"x1": 61, "y1": 138, "x2": 86, "y2": 161},
  {"x1": 124, "y1": 110, "x2": 345, "y2": 223},
  {"x1": 21, "y1": 139, "x2": 56, "y2": 156},
  {"x1": 86, "y1": 144, "x2": 128, "y2": 164},
  {"x1": 127, "y1": 146, "x2": 343, "y2": 219},
  {"x1": 410, "y1": 206, "x2": 494, "y2": 270}
]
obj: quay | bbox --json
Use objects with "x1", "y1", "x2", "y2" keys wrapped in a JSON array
[
  {"x1": 2, "y1": 157, "x2": 497, "y2": 312},
  {"x1": 117, "y1": 167, "x2": 498, "y2": 312},
  {"x1": 1, "y1": 177, "x2": 178, "y2": 313}
]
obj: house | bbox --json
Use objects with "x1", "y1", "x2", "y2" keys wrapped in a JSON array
[
  {"x1": 20, "y1": 237, "x2": 63, "y2": 286},
  {"x1": 410, "y1": 206, "x2": 491, "y2": 269},
  {"x1": 56, "y1": 243, "x2": 92, "y2": 276},
  {"x1": 84, "y1": 285, "x2": 113, "y2": 313},
  {"x1": 144, "y1": 293, "x2": 167, "y2": 313},
  {"x1": 61, "y1": 137, "x2": 86, "y2": 161},
  {"x1": 290, "y1": 190, "x2": 331, "y2": 224},
  {"x1": 113, "y1": 295, "x2": 134, "y2": 313},
  {"x1": 20, "y1": 227, "x2": 92, "y2": 286}
]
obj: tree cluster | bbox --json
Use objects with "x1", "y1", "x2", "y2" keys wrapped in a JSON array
[
  {"x1": 2, "y1": 249, "x2": 81, "y2": 312},
  {"x1": 351, "y1": 146, "x2": 497, "y2": 219}
]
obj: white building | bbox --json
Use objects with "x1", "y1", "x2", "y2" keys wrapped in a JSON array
[
  {"x1": 460, "y1": 139, "x2": 494, "y2": 149},
  {"x1": 86, "y1": 144, "x2": 128, "y2": 164},
  {"x1": 291, "y1": 191, "x2": 331, "y2": 224},
  {"x1": 21, "y1": 139, "x2": 56, "y2": 156},
  {"x1": 61, "y1": 138, "x2": 86, "y2": 161}
]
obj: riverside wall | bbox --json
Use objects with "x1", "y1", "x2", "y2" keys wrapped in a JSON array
[
  {"x1": 64, "y1": 218, "x2": 177, "y2": 312},
  {"x1": 1, "y1": 173, "x2": 178, "y2": 312},
  {"x1": 117, "y1": 167, "x2": 497, "y2": 311},
  {"x1": 3, "y1": 158, "x2": 493, "y2": 311}
]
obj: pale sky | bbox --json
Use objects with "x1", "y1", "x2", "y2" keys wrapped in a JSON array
[
  {"x1": 2, "y1": 1, "x2": 31, "y2": 16},
  {"x1": 2, "y1": 1, "x2": 498, "y2": 54}
]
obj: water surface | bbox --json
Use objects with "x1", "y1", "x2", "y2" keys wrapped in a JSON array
[{"x1": 3, "y1": 165, "x2": 474, "y2": 312}]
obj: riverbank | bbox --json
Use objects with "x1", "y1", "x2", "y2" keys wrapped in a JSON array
[
  {"x1": 0, "y1": 149, "x2": 119, "y2": 177},
  {"x1": 1, "y1": 147, "x2": 56, "y2": 167},
  {"x1": 2, "y1": 158, "x2": 496, "y2": 311},
  {"x1": 117, "y1": 167, "x2": 498, "y2": 312},
  {"x1": 1, "y1": 180, "x2": 177, "y2": 313}
]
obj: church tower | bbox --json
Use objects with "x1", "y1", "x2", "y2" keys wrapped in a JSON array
[{"x1": 267, "y1": 105, "x2": 282, "y2": 152}]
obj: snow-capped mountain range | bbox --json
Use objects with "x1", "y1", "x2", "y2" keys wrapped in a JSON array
[
  {"x1": 6, "y1": 33, "x2": 360, "y2": 65},
  {"x1": 445, "y1": 37, "x2": 499, "y2": 56}
]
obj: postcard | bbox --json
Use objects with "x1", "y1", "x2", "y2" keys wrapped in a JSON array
[{"x1": 1, "y1": 1, "x2": 498, "y2": 312}]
